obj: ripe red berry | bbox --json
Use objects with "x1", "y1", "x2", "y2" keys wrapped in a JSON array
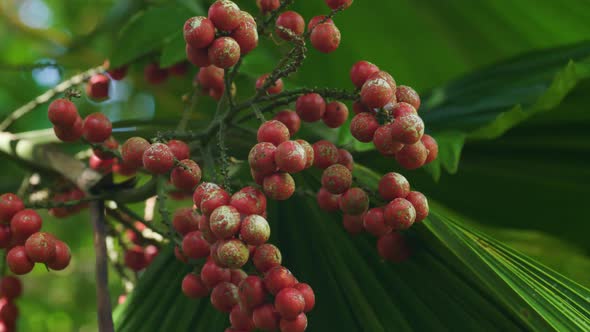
[
  {"x1": 308, "y1": 15, "x2": 334, "y2": 31},
  {"x1": 142, "y1": 143, "x2": 175, "y2": 174},
  {"x1": 369, "y1": 70, "x2": 396, "y2": 90},
  {"x1": 125, "y1": 246, "x2": 147, "y2": 271},
  {"x1": 186, "y1": 44, "x2": 211, "y2": 67},
  {"x1": 274, "y1": 110, "x2": 301, "y2": 136},
  {"x1": 208, "y1": 0, "x2": 242, "y2": 31},
  {"x1": 275, "y1": 287, "x2": 305, "y2": 319},
  {"x1": 171, "y1": 159, "x2": 202, "y2": 192},
  {"x1": 200, "y1": 188, "x2": 231, "y2": 217},
  {"x1": 121, "y1": 137, "x2": 150, "y2": 168},
  {"x1": 280, "y1": 313, "x2": 308, "y2": 332},
  {"x1": 182, "y1": 273, "x2": 209, "y2": 298},
  {"x1": 82, "y1": 113, "x2": 112, "y2": 143},
  {"x1": 6, "y1": 246, "x2": 34, "y2": 275},
  {"x1": 396, "y1": 85, "x2": 421, "y2": 110},
  {"x1": 0, "y1": 225, "x2": 10, "y2": 248},
  {"x1": 275, "y1": 141, "x2": 306, "y2": 173},
  {"x1": 231, "y1": 19, "x2": 259, "y2": 55},
  {"x1": 193, "y1": 182, "x2": 221, "y2": 208},
  {"x1": 230, "y1": 305, "x2": 255, "y2": 331},
  {"x1": 209, "y1": 205, "x2": 241, "y2": 239},
  {"x1": 211, "y1": 282, "x2": 239, "y2": 312},
  {"x1": 108, "y1": 65, "x2": 128, "y2": 80},
  {"x1": 406, "y1": 191, "x2": 429, "y2": 222},
  {"x1": 325, "y1": 0, "x2": 353, "y2": 10},
  {"x1": 172, "y1": 208, "x2": 200, "y2": 236},
  {"x1": 86, "y1": 74, "x2": 110, "y2": 100},
  {"x1": 216, "y1": 239, "x2": 249, "y2": 268},
  {"x1": 182, "y1": 231, "x2": 211, "y2": 259},
  {"x1": 296, "y1": 93, "x2": 326, "y2": 123},
  {"x1": 144, "y1": 62, "x2": 169, "y2": 84},
  {"x1": 363, "y1": 208, "x2": 392, "y2": 237},
  {"x1": 395, "y1": 141, "x2": 428, "y2": 170},
  {"x1": 276, "y1": 11, "x2": 305, "y2": 40},
  {"x1": 253, "y1": 243, "x2": 282, "y2": 272},
  {"x1": 183, "y1": 16, "x2": 216, "y2": 48},
  {"x1": 47, "y1": 240, "x2": 71, "y2": 270},
  {"x1": 312, "y1": 140, "x2": 338, "y2": 169},
  {"x1": 264, "y1": 266, "x2": 297, "y2": 295},
  {"x1": 373, "y1": 124, "x2": 404, "y2": 156},
  {"x1": 384, "y1": 198, "x2": 416, "y2": 230},
  {"x1": 48, "y1": 98, "x2": 78, "y2": 127},
  {"x1": 378, "y1": 172, "x2": 410, "y2": 201},
  {"x1": 0, "y1": 277, "x2": 22, "y2": 300},
  {"x1": 256, "y1": 74, "x2": 283, "y2": 95},
  {"x1": 295, "y1": 139, "x2": 314, "y2": 169},
  {"x1": 350, "y1": 60, "x2": 380, "y2": 88},
  {"x1": 230, "y1": 269, "x2": 248, "y2": 286},
  {"x1": 350, "y1": 112, "x2": 379, "y2": 143},
  {"x1": 256, "y1": 0, "x2": 280, "y2": 13},
  {"x1": 197, "y1": 65, "x2": 225, "y2": 90},
  {"x1": 238, "y1": 276, "x2": 266, "y2": 310},
  {"x1": 321, "y1": 164, "x2": 352, "y2": 194},
  {"x1": 294, "y1": 283, "x2": 315, "y2": 312},
  {"x1": 322, "y1": 101, "x2": 349, "y2": 128},
  {"x1": 310, "y1": 23, "x2": 341, "y2": 53},
  {"x1": 230, "y1": 186, "x2": 267, "y2": 216},
  {"x1": 167, "y1": 140, "x2": 190, "y2": 160},
  {"x1": 201, "y1": 260, "x2": 231, "y2": 289},
  {"x1": 54, "y1": 115, "x2": 83, "y2": 142},
  {"x1": 263, "y1": 172, "x2": 295, "y2": 201},
  {"x1": 339, "y1": 188, "x2": 369, "y2": 216},
  {"x1": 10, "y1": 209, "x2": 42, "y2": 241},
  {"x1": 240, "y1": 214, "x2": 270, "y2": 246},
  {"x1": 337, "y1": 148, "x2": 354, "y2": 171},
  {"x1": 361, "y1": 75, "x2": 394, "y2": 108},
  {"x1": 24, "y1": 232, "x2": 56, "y2": 263},
  {"x1": 208, "y1": 37, "x2": 241, "y2": 69},
  {"x1": 421, "y1": 134, "x2": 438, "y2": 164},
  {"x1": 257, "y1": 120, "x2": 290, "y2": 146},
  {"x1": 316, "y1": 187, "x2": 340, "y2": 212},
  {"x1": 248, "y1": 142, "x2": 277, "y2": 176},
  {"x1": 377, "y1": 232, "x2": 410, "y2": 263},
  {"x1": 0, "y1": 194, "x2": 24, "y2": 223},
  {"x1": 253, "y1": 304, "x2": 280, "y2": 331},
  {"x1": 391, "y1": 114, "x2": 424, "y2": 144}
]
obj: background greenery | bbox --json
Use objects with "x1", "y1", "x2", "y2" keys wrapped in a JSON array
[{"x1": 0, "y1": 0, "x2": 589, "y2": 331}]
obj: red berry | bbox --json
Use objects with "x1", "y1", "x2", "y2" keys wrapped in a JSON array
[
  {"x1": 252, "y1": 304, "x2": 280, "y2": 331},
  {"x1": 0, "y1": 224, "x2": 11, "y2": 248},
  {"x1": 390, "y1": 114, "x2": 424, "y2": 144},
  {"x1": 361, "y1": 73, "x2": 394, "y2": 108},
  {"x1": 322, "y1": 101, "x2": 349, "y2": 128},
  {"x1": 208, "y1": 0, "x2": 242, "y2": 31},
  {"x1": 174, "y1": 246, "x2": 188, "y2": 263},
  {"x1": 275, "y1": 141, "x2": 306, "y2": 173},
  {"x1": 337, "y1": 148, "x2": 354, "y2": 171},
  {"x1": 274, "y1": 110, "x2": 301, "y2": 136},
  {"x1": 0, "y1": 298, "x2": 19, "y2": 325},
  {"x1": 230, "y1": 269, "x2": 247, "y2": 286},
  {"x1": 182, "y1": 273, "x2": 209, "y2": 298},
  {"x1": 363, "y1": 207, "x2": 392, "y2": 237},
  {"x1": 6, "y1": 246, "x2": 34, "y2": 275},
  {"x1": 201, "y1": 260, "x2": 231, "y2": 289},
  {"x1": 280, "y1": 313, "x2": 308, "y2": 332},
  {"x1": 253, "y1": 244, "x2": 281, "y2": 272},
  {"x1": 396, "y1": 85, "x2": 421, "y2": 110},
  {"x1": 350, "y1": 60, "x2": 380, "y2": 88},
  {"x1": 167, "y1": 140, "x2": 190, "y2": 160},
  {"x1": 172, "y1": 208, "x2": 200, "y2": 236},
  {"x1": 321, "y1": 164, "x2": 352, "y2": 194},
  {"x1": 200, "y1": 188, "x2": 231, "y2": 217},
  {"x1": 384, "y1": 198, "x2": 416, "y2": 230},
  {"x1": 121, "y1": 137, "x2": 150, "y2": 169},
  {"x1": 209, "y1": 205, "x2": 241, "y2": 239},
  {"x1": 378, "y1": 172, "x2": 410, "y2": 201},
  {"x1": 310, "y1": 23, "x2": 341, "y2": 53},
  {"x1": 86, "y1": 74, "x2": 110, "y2": 100},
  {"x1": 421, "y1": 134, "x2": 438, "y2": 164},
  {"x1": 369, "y1": 71, "x2": 396, "y2": 90},
  {"x1": 240, "y1": 215, "x2": 270, "y2": 246},
  {"x1": 48, "y1": 99, "x2": 78, "y2": 127},
  {"x1": 296, "y1": 93, "x2": 326, "y2": 123},
  {"x1": 339, "y1": 188, "x2": 369, "y2": 216},
  {"x1": 231, "y1": 14, "x2": 258, "y2": 55},
  {"x1": 183, "y1": 16, "x2": 215, "y2": 48},
  {"x1": 257, "y1": 120, "x2": 290, "y2": 146},
  {"x1": 395, "y1": 141, "x2": 428, "y2": 170},
  {"x1": 373, "y1": 124, "x2": 403, "y2": 156},
  {"x1": 197, "y1": 65, "x2": 225, "y2": 90},
  {"x1": 0, "y1": 194, "x2": 24, "y2": 224},
  {"x1": 47, "y1": 240, "x2": 71, "y2": 270},
  {"x1": 308, "y1": 15, "x2": 334, "y2": 31},
  {"x1": 125, "y1": 246, "x2": 147, "y2": 271},
  {"x1": 108, "y1": 65, "x2": 128, "y2": 80},
  {"x1": 350, "y1": 112, "x2": 379, "y2": 143},
  {"x1": 325, "y1": 0, "x2": 353, "y2": 10},
  {"x1": 312, "y1": 140, "x2": 338, "y2": 169},
  {"x1": 293, "y1": 283, "x2": 315, "y2": 312},
  {"x1": 275, "y1": 287, "x2": 305, "y2": 319},
  {"x1": 208, "y1": 37, "x2": 241, "y2": 69},
  {"x1": 343, "y1": 214, "x2": 364, "y2": 234},
  {"x1": 377, "y1": 232, "x2": 410, "y2": 262},
  {"x1": 316, "y1": 187, "x2": 340, "y2": 212},
  {"x1": 0, "y1": 277, "x2": 22, "y2": 300},
  {"x1": 295, "y1": 139, "x2": 314, "y2": 169},
  {"x1": 182, "y1": 231, "x2": 211, "y2": 259},
  {"x1": 230, "y1": 186, "x2": 267, "y2": 216},
  {"x1": 406, "y1": 191, "x2": 429, "y2": 222},
  {"x1": 275, "y1": 11, "x2": 305, "y2": 40},
  {"x1": 171, "y1": 159, "x2": 202, "y2": 192},
  {"x1": 10, "y1": 209, "x2": 42, "y2": 241},
  {"x1": 390, "y1": 102, "x2": 417, "y2": 119},
  {"x1": 230, "y1": 305, "x2": 255, "y2": 331},
  {"x1": 82, "y1": 113, "x2": 112, "y2": 143},
  {"x1": 54, "y1": 115, "x2": 83, "y2": 142},
  {"x1": 216, "y1": 239, "x2": 249, "y2": 268},
  {"x1": 256, "y1": 0, "x2": 280, "y2": 13},
  {"x1": 142, "y1": 143, "x2": 175, "y2": 174},
  {"x1": 193, "y1": 182, "x2": 221, "y2": 208},
  {"x1": 24, "y1": 232, "x2": 56, "y2": 263},
  {"x1": 238, "y1": 276, "x2": 266, "y2": 310},
  {"x1": 144, "y1": 62, "x2": 169, "y2": 84},
  {"x1": 211, "y1": 282, "x2": 239, "y2": 312},
  {"x1": 263, "y1": 173, "x2": 295, "y2": 201},
  {"x1": 248, "y1": 142, "x2": 277, "y2": 176},
  {"x1": 264, "y1": 266, "x2": 297, "y2": 295},
  {"x1": 186, "y1": 44, "x2": 211, "y2": 67},
  {"x1": 256, "y1": 74, "x2": 283, "y2": 95}
]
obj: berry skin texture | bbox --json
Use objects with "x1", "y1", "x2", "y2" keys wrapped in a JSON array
[
  {"x1": 240, "y1": 215, "x2": 270, "y2": 246},
  {"x1": 83, "y1": 113, "x2": 112, "y2": 143},
  {"x1": 396, "y1": 141, "x2": 428, "y2": 170},
  {"x1": 257, "y1": 120, "x2": 290, "y2": 146},
  {"x1": 182, "y1": 231, "x2": 211, "y2": 259},
  {"x1": 208, "y1": 37, "x2": 241, "y2": 69},
  {"x1": 86, "y1": 74, "x2": 110, "y2": 100},
  {"x1": 361, "y1": 75, "x2": 394, "y2": 108},
  {"x1": 396, "y1": 85, "x2": 421, "y2": 110},
  {"x1": 253, "y1": 304, "x2": 280, "y2": 331},
  {"x1": 193, "y1": 182, "x2": 221, "y2": 209},
  {"x1": 276, "y1": 11, "x2": 305, "y2": 40},
  {"x1": 339, "y1": 188, "x2": 369, "y2": 216},
  {"x1": 10, "y1": 209, "x2": 42, "y2": 241},
  {"x1": 54, "y1": 116, "x2": 83, "y2": 142},
  {"x1": 231, "y1": 19, "x2": 259, "y2": 55},
  {"x1": 167, "y1": 140, "x2": 190, "y2": 160},
  {"x1": 24, "y1": 232, "x2": 56, "y2": 263},
  {"x1": 200, "y1": 260, "x2": 231, "y2": 289},
  {"x1": 363, "y1": 208, "x2": 392, "y2": 237},
  {"x1": 274, "y1": 110, "x2": 301, "y2": 136},
  {"x1": 248, "y1": 142, "x2": 277, "y2": 176},
  {"x1": 421, "y1": 134, "x2": 439, "y2": 164},
  {"x1": 294, "y1": 283, "x2": 315, "y2": 312},
  {"x1": 316, "y1": 187, "x2": 340, "y2": 212},
  {"x1": 47, "y1": 240, "x2": 71, "y2": 270},
  {"x1": 350, "y1": 60, "x2": 380, "y2": 89},
  {"x1": 391, "y1": 114, "x2": 424, "y2": 144},
  {"x1": 144, "y1": 62, "x2": 169, "y2": 84},
  {"x1": 263, "y1": 173, "x2": 295, "y2": 201},
  {"x1": 256, "y1": 74, "x2": 283, "y2": 95},
  {"x1": 121, "y1": 137, "x2": 151, "y2": 169},
  {"x1": 310, "y1": 23, "x2": 341, "y2": 53},
  {"x1": 275, "y1": 141, "x2": 306, "y2": 174},
  {"x1": 171, "y1": 159, "x2": 202, "y2": 192},
  {"x1": 197, "y1": 65, "x2": 225, "y2": 90},
  {"x1": 238, "y1": 276, "x2": 266, "y2": 310},
  {"x1": 230, "y1": 305, "x2": 255, "y2": 331},
  {"x1": 337, "y1": 148, "x2": 354, "y2": 171},
  {"x1": 308, "y1": 15, "x2": 334, "y2": 31},
  {"x1": 373, "y1": 124, "x2": 404, "y2": 156},
  {"x1": 296, "y1": 93, "x2": 326, "y2": 123},
  {"x1": 378, "y1": 172, "x2": 410, "y2": 201},
  {"x1": 0, "y1": 276, "x2": 22, "y2": 299},
  {"x1": 406, "y1": 191, "x2": 429, "y2": 222},
  {"x1": 280, "y1": 313, "x2": 308, "y2": 332},
  {"x1": 0, "y1": 193, "x2": 24, "y2": 223},
  {"x1": 377, "y1": 232, "x2": 411, "y2": 263},
  {"x1": 384, "y1": 198, "x2": 416, "y2": 230},
  {"x1": 48, "y1": 99, "x2": 78, "y2": 127},
  {"x1": 7, "y1": 246, "x2": 34, "y2": 275},
  {"x1": 253, "y1": 244, "x2": 282, "y2": 272},
  {"x1": 321, "y1": 164, "x2": 352, "y2": 194},
  {"x1": 183, "y1": 16, "x2": 215, "y2": 48},
  {"x1": 350, "y1": 112, "x2": 380, "y2": 143},
  {"x1": 186, "y1": 44, "x2": 211, "y2": 67},
  {"x1": 312, "y1": 140, "x2": 338, "y2": 169},
  {"x1": 264, "y1": 266, "x2": 297, "y2": 295},
  {"x1": 216, "y1": 239, "x2": 249, "y2": 269},
  {"x1": 172, "y1": 207, "x2": 200, "y2": 236},
  {"x1": 142, "y1": 143, "x2": 175, "y2": 174},
  {"x1": 325, "y1": 0, "x2": 353, "y2": 10},
  {"x1": 230, "y1": 186, "x2": 267, "y2": 216},
  {"x1": 295, "y1": 139, "x2": 315, "y2": 169},
  {"x1": 182, "y1": 273, "x2": 209, "y2": 298},
  {"x1": 391, "y1": 102, "x2": 417, "y2": 119},
  {"x1": 322, "y1": 101, "x2": 349, "y2": 128},
  {"x1": 210, "y1": 282, "x2": 239, "y2": 313},
  {"x1": 209, "y1": 205, "x2": 241, "y2": 239},
  {"x1": 275, "y1": 287, "x2": 305, "y2": 320},
  {"x1": 208, "y1": 0, "x2": 241, "y2": 31}
]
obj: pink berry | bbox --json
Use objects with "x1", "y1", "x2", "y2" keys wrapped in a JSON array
[
  {"x1": 350, "y1": 112, "x2": 379, "y2": 143},
  {"x1": 208, "y1": 0, "x2": 242, "y2": 31},
  {"x1": 200, "y1": 188, "x2": 231, "y2": 217},
  {"x1": 421, "y1": 134, "x2": 438, "y2": 164},
  {"x1": 274, "y1": 110, "x2": 301, "y2": 136},
  {"x1": 384, "y1": 198, "x2": 416, "y2": 230},
  {"x1": 248, "y1": 142, "x2": 278, "y2": 176},
  {"x1": 275, "y1": 141, "x2": 307, "y2": 173},
  {"x1": 316, "y1": 188, "x2": 340, "y2": 212},
  {"x1": 406, "y1": 191, "x2": 429, "y2": 222},
  {"x1": 312, "y1": 140, "x2": 338, "y2": 169},
  {"x1": 193, "y1": 182, "x2": 220, "y2": 208},
  {"x1": 361, "y1": 74, "x2": 394, "y2": 108},
  {"x1": 395, "y1": 141, "x2": 428, "y2": 170},
  {"x1": 378, "y1": 172, "x2": 410, "y2": 201},
  {"x1": 197, "y1": 65, "x2": 225, "y2": 90},
  {"x1": 310, "y1": 23, "x2": 341, "y2": 53},
  {"x1": 183, "y1": 16, "x2": 215, "y2": 48},
  {"x1": 322, "y1": 101, "x2": 349, "y2": 128},
  {"x1": 321, "y1": 164, "x2": 352, "y2": 194},
  {"x1": 390, "y1": 102, "x2": 417, "y2": 119},
  {"x1": 263, "y1": 173, "x2": 295, "y2": 201},
  {"x1": 208, "y1": 37, "x2": 241, "y2": 69},
  {"x1": 171, "y1": 159, "x2": 202, "y2": 192},
  {"x1": 275, "y1": 11, "x2": 305, "y2": 40},
  {"x1": 167, "y1": 139, "x2": 190, "y2": 160},
  {"x1": 373, "y1": 124, "x2": 404, "y2": 156},
  {"x1": 238, "y1": 276, "x2": 266, "y2": 310},
  {"x1": 339, "y1": 188, "x2": 369, "y2": 216},
  {"x1": 121, "y1": 137, "x2": 151, "y2": 169},
  {"x1": 257, "y1": 120, "x2": 290, "y2": 146},
  {"x1": 350, "y1": 61, "x2": 380, "y2": 88}
]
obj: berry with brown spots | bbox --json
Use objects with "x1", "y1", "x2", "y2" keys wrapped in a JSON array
[
  {"x1": 48, "y1": 98, "x2": 78, "y2": 128},
  {"x1": 83, "y1": 113, "x2": 112, "y2": 143},
  {"x1": 253, "y1": 243, "x2": 282, "y2": 272},
  {"x1": 339, "y1": 188, "x2": 369, "y2": 216},
  {"x1": 378, "y1": 172, "x2": 410, "y2": 201},
  {"x1": 321, "y1": 164, "x2": 352, "y2": 194},
  {"x1": 248, "y1": 142, "x2": 278, "y2": 176},
  {"x1": 275, "y1": 141, "x2": 306, "y2": 173},
  {"x1": 200, "y1": 188, "x2": 231, "y2": 217},
  {"x1": 384, "y1": 198, "x2": 416, "y2": 230},
  {"x1": 216, "y1": 239, "x2": 249, "y2": 268},
  {"x1": 142, "y1": 143, "x2": 175, "y2": 174},
  {"x1": 230, "y1": 186, "x2": 267, "y2": 216},
  {"x1": 391, "y1": 114, "x2": 424, "y2": 144},
  {"x1": 310, "y1": 23, "x2": 341, "y2": 53},
  {"x1": 361, "y1": 73, "x2": 394, "y2": 108},
  {"x1": 183, "y1": 16, "x2": 216, "y2": 48},
  {"x1": 373, "y1": 124, "x2": 404, "y2": 156},
  {"x1": 322, "y1": 101, "x2": 349, "y2": 128},
  {"x1": 263, "y1": 172, "x2": 295, "y2": 200},
  {"x1": 350, "y1": 112, "x2": 379, "y2": 142},
  {"x1": 193, "y1": 182, "x2": 221, "y2": 208},
  {"x1": 406, "y1": 191, "x2": 429, "y2": 222},
  {"x1": 276, "y1": 11, "x2": 305, "y2": 40},
  {"x1": 296, "y1": 93, "x2": 326, "y2": 123},
  {"x1": 312, "y1": 140, "x2": 338, "y2": 169}
]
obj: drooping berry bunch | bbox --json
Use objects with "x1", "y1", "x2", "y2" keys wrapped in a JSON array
[{"x1": 0, "y1": 276, "x2": 22, "y2": 332}]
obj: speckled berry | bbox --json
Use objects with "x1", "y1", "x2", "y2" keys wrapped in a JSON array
[
  {"x1": 373, "y1": 124, "x2": 404, "y2": 156},
  {"x1": 361, "y1": 75, "x2": 393, "y2": 108},
  {"x1": 390, "y1": 102, "x2": 417, "y2": 119},
  {"x1": 208, "y1": 37, "x2": 241, "y2": 69},
  {"x1": 240, "y1": 215, "x2": 270, "y2": 246},
  {"x1": 248, "y1": 142, "x2": 277, "y2": 176},
  {"x1": 209, "y1": 205, "x2": 241, "y2": 239},
  {"x1": 171, "y1": 159, "x2": 202, "y2": 192},
  {"x1": 350, "y1": 61, "x2": 380, "y2": 88},
  {"x1": 275, "y1": 287, "x2": 305, "y2": 319},
  {"x1": 295, "y1": 139, "x2": 314, "y2": 169},
  {"x1": 322, "y1": 101, "x2": 349, "y2": 128},
  {"x1": 321, "y1": 164, "x2": 352, "y2": 194},
  {"x1": 310, "y1": 23, "x2": 341, "y2": 53},
  {"x1": 257, "y1": 120, "x2": 290, "y2": 146},
  {"x1": 396, "y1": 85, "x2": 421, "y2": 110},
  {"x1": 183, "y1": 16, "x2": 215, "y2": 48},
  {"x1": 253, "y1": 243, "x2": 282, "y2": 272},
  {"x1": 421, "y1": 134, "x2": 438, "y2": 164},
  {"x1": 378, "y1": 172, "x2": 410, "y2": 201},
  {"x1": 231, "y1": 16, "x2": 258, "y2": 55},
  {"x1": 263, "y1": 173, "x2": 295, "y2": 201},
  {"x1": 406, "y1": 191, "x2": 429, "y2": 222},
  {"x1": 350, "y1": 112, "x2": 379, "y2": 143},
  {"x1": 216, "y1": 239, "x2": 249, "y2": 269},
  {"x1": 142, "y1": 143, "x2": 175, "y2": 174},
  {"x1": 384, "y1": 198, "x2": 416, "y2": 230},
  {"x1": 275, "y1": 11, "x2": 305, "y2": 40},
  {"x1": 211, "y1": 281, "x2": 239, "y2": 312},
  {"x1": 339, "y1": 188, "x2": 369, "y2": 216},
  {"x1": 337, "y1": 148, "x2": 354, "y2": 171},
  {"x1": 275, "y1": 141, "x2": 306, "y2": 173},
  {"x1": 121, "y1": 137, "x2": 150, "y2": 169},
  {"x1": 391, "y1": 114, "x2": 424, "y2": 144},
  {"x1": 230, "y1": 187, "x2": 267, "y2": 216},
  {"x1": 296, "y1": 93, "x2": 325, "y2": 123},
  {"x1": 312, "y1": 140, "x2": 338, "y2": 169},
  {"x1": 395, "y1": 141, "x2": 428, "y2": 170},
  {"x1": 201, "y1": 188, "x2": 231, "y2": 217},
  {"x1": 208, "y1": 0, "x2": 242, "y2": 31}
]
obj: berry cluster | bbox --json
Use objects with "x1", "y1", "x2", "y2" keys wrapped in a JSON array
[
  {"x1": 0, "y1": 193, "x2": 71, "y2": 275},
  {"x1": 48, "y1": 97, "x2": 113, "y2": 144},
  {"x1": 0, "y1": 276, "x2": 22, "y2": 332},
  {"x1": 123, "y1": 221, "x2": 159, "y2": 272}
]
